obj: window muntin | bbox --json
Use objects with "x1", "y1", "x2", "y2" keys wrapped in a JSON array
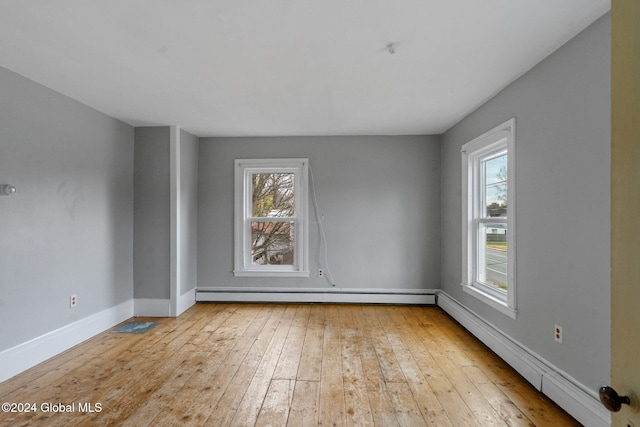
[
  {"x1": 234, "y1": 159, "x2": 309, "y2": 277},
  {"x1": 462, "y1": 119, "x2": 515, "y2": 317}
]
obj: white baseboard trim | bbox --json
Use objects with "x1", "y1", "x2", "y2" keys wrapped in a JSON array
[
  {"x1": 0, "y1": 300, "x2": 133, "y2": 383},
  {"x1": 196, "y1": 287, "x2": 437, "y2": 305},
  {"x1": 437, "y1": 292, "x2": 610, "y2": 427},
  {"x1": 1, "y1": 295, "x2": 196, "y2": 383},
  {"x1": 134, "y1": 298, "x2": 171, "y2": 317},
  {"x1": 176, "y1": 288, "x2": 196, "y2": 316},
  {"x1": 541, "y1": 372, "x2": 610, "y2": 427}
]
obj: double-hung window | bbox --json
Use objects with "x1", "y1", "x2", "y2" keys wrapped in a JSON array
[
  {"x1": 234, "y1": 158, "x2": 309, "y2": 277},
  {"x1": 461, "y1": 118, "x2": 516, "y2": 318}
]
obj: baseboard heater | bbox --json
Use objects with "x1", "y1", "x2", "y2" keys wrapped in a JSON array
[{"x1": 195, "y1": 287, "x2": 438, "y2": 305}]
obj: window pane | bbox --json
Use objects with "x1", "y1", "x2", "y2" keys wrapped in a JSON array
[
  {"x1": 251, "y1": 221, "x2": 294, "y2": 265},
  {"x1": 477, "y1": 223, "x2": 508, "y2": 291},
  {"x1": 483, "y1": 154, "x2": 507, "y2": 217},
  {"x1": 251, "y1": 173, "x2": 295, "y2": 218}
]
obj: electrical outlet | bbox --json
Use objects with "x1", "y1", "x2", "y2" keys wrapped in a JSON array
[
  {"x1": 554, "y1": 324, "x2": 563, "y2": 343},
  {"x1": 70, "y1": 294, "x2": 77, "y2": 308},
  {"x1": 318, "y1": 269, "x2": 324, "y2": 278}
]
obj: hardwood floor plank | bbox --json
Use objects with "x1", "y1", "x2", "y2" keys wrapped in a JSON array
[
  {"x1": 16, "y1": 318, "x2": 198, "y2": 426},
  {"x1": 229, "y1": 305, "x2": 297, "y2": 427},
  {"x1": 150, "y1": 304, "x2": 263, "y2": 426},
  {"x1": 255, "y1": 379, "x2": 294, "y2": 427},
  {"x1": 119, "y1": 350, "x2": 208, "y2": 427},
  {"x1": 353, "y1": 306, "x2": 401, "y2": 427},
  {"x1": 395, "y1": 306, "x2": 489, "y2": 427},
  {"x1": 172, "y1": 304, "x2": 277, "y2": 426},
  {"x1": 296, "y1": 304, "x2": 325, "y2": 382},
  {"x1": 461, "y1": 365, "x2": 534, "y2": 427},
  {"x1": 188, "y1": 305, "x2": 286, "y2": 426},
  {"x1": 318, "y1": 305, "x2": 346, "y2": 427},
  {"x1": 0, "y1": 320, "x2": 153, "y2": 402},
  {"x1": 0, "y1": 304, "x2": 581, "y2": 427},
  {"x1": 287, "y1": 380, "x2": 320, "y2": 426},
  {"x1": 407, "y1": 306, "x2": 580, "y2": 427},
  {"x1": 339, "y1": 306, "x2": 375, "y2": 427},
  {"x1": 273, "y1": 304, "x2": 311, "y2": 381},
  {"x1": 378, "y1": 307, "x2": 454, "y2": 427},
  {"x1": 360, "y1": 306, "x2": 406, "y2": 383},
  {"x1": 90, "y1": 344, "x2": 202, "y2": 425},
  {"x1": 416, "y1": 312, "x2": 534, "y2": 426},
  {"x1": 386, "y1": 381, "x2": 429, "y2": 427}
]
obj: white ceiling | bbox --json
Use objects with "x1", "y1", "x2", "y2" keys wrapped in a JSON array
[{"x1": 0, "y1": 1, "x2": 609, "y2": 137}]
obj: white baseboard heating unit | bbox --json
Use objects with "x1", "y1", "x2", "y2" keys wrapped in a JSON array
[{"x1": 196, "y1": 287, "x2": 438, "y2": 305}]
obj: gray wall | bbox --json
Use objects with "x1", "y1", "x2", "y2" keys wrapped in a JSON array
[
  {"x1": 0, "y1": 66, "x2": 134, "y2": 352},
  {"x1": 198, "y1": 136, "x2": 441, "y2": 290},
  {"x1": 133, "y1": 126, "x2": 198, "y2": 301},
  {"x1": 134, "y1": 127, "x2": 170, "y2": 299},
  {"x1": 440, "y1": 14, "x2": 610, "y2": 391},
  {"x1": 179, "y1": 129, "x2": 198, "y2": 295}
]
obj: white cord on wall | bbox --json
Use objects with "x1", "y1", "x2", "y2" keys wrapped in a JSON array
[{"x1": 308, "y1": 163, "x2": 336, "y2": 286}]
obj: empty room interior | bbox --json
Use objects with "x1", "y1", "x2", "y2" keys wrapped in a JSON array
[{"x1": 0, "y1": 1, "x2": 634, "y2": 426}]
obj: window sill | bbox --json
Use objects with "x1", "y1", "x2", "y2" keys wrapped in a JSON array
[
  {"x1": 461, "y1": 283, "x2": 517, "y2": 319},
  {"x1": 234, "y1": 270, "x2": 310, "y2": 278}
]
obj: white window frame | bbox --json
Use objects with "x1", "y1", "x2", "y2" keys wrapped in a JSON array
[
  {"x1": 461, "y1": 118, "x2": 516, "y2": 318},
  {"x1": 234, "y1": 158, "x2": 309, "y2": 277}
]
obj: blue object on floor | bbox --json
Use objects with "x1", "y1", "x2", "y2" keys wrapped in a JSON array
[{"x1": 112, "y1": 321, "x2": 159, "y2": 334}]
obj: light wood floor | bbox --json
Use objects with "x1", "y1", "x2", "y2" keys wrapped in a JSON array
[{"x1": 0, "y1": 303, "x2": 580, "y2": 426}]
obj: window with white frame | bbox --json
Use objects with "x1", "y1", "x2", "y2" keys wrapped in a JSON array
[
  {"x1": 461, "y1": 118, "x2": 516, "y2": 318},
  {"x1": 234, "y1": 159, "x2": 309, "y2": 277}
]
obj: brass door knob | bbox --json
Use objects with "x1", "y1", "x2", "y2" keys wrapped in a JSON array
[{"x1": 599, "y1": 386, "x2": 631, "y2": 412}]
